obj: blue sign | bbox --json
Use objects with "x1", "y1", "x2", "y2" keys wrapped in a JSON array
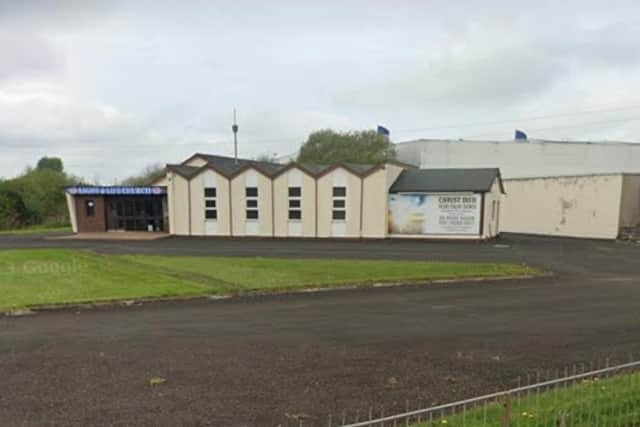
[
  {"x1": 66, "y1": 186, "x2": 166, "y2": 196},
  {"x1": 515, "y1": 129, "x2": 528, "y2": 140},
  {"x1": 377, "y1": 125, "x2": 390, "y2": 137}
]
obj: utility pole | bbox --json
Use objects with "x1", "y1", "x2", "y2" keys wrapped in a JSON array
[{"x1": 232, "y1": 108, "x2": 239, "y2": 164}]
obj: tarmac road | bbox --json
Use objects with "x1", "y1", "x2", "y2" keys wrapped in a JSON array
[{"x1": 1, "y1": 234, "x2": 639, "y2": 426}]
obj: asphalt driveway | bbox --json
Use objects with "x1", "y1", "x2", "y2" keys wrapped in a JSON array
[{"x1": 1, "y1": 234, "x2": 639, "y2": 426}]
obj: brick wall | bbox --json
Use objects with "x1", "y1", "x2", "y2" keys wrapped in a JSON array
[{"x1": 74, "y1": 196, "x2": 106, "y2": 232}]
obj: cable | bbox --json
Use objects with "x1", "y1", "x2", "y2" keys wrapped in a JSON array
[
  {"x1": 464, "y1": 116, "x2": 640, "y2": 140},
  {"x1": 393, "y1": 104, "x2": 640, "y2": 135},
  {"x1": 3, "y1": 103, "x2": 640, "y2": 153}
]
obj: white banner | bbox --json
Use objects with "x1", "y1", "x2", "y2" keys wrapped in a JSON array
[{"x1": 388, "y1": 193, "x2": 481, "y2": 235}]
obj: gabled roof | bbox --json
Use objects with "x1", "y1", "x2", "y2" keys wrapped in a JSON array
[
  {"x1": 166, "y1": 164, "x2": 202, "y2": 179},
  {"x1": 172, "y1": 154, "x2": 285, "y2": 179},
  {"x1": 182, "y1": 153, "x2": 286, "y2": 177},
  {"x1": 390, "y1": 168, "x2": 504, "y2": 193},
  {"x1": 172, "y1": 153, "x2": 405, "y2": 180}
]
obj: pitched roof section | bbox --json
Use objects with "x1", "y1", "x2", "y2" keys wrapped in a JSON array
[
  {"x1": 175, "y1": 153, "x2": 398, "y2": 180},
  {"x1": 390, "y1": 168, "x2": 504, "y2": 193},
  {"x1": 166, "y1": 164, "x2": 202, "y2": 179}
]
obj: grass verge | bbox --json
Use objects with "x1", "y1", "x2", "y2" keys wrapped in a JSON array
[
  {"x1": 411, "y1": 372, "x2": 640, "y2": 426},
  {"x1": 0, "y1": 249, "x2": 540, "y2": 310},
  {"x1": 0, "y1": 224, "x2": 72, "y2": 235}
]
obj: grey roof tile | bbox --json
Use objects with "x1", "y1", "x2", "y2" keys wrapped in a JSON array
[{"x1": 390, "y1": 168, "x2": 502, "y2": 193}]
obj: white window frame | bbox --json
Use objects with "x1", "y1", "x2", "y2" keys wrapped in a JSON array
[
  {"x1": 288, "y1": 187, "x2": 302, "y2": 221},
  {"x1": 332, "y1": 186, "x2": 347, "y2": 222},
  {"x1": 246, "y1": 187, "x2": 259, "y2": 220},
  {"x1": 204, "y1": 187, "x2": 217, "y2": 220}
]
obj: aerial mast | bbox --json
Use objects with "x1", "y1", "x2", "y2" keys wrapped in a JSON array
[{"x1": 232, "y1": 109, "x2": 239, "y2": 164}]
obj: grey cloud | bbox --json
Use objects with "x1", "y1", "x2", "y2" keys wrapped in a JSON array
[
  {"x1": 0, "y1": 0, "x2": 121, "y2": 31},
  {"x1": 552, "y1": 24, "x2": 640, "y2": 68},
  {"x1": 2, "y1": 1, "x2": 640, "y2": 181},
  {"x1": 0, "y1": 33, "x2": 63, "y2": 82}
]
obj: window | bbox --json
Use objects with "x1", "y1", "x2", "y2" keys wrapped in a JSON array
[
  {"x1": 332, "y1": 187, "x2": 346, "y2": 197},
  {"x1": 491, "y1": 200, "x2": 497, "y2": 220},
  {"x1": 332, "y1": 210, "x2": 346, "y2": 220},
  {"x1": 288, "y1": 187, "x2": 301, "y2": 197},
  {"x1": 85, "y1": 200, "x2": 95, "y2": 217},
  {"x1": 289, "y1": 210, "x2": 302, "y2": 220},
  {"x1": 246, "y1": 187, "x2": 258, "y2": 219},
  {"x1": 288, "y1": 186, "x2": 301, "y2": 221},
  {"x1": 204, "y1": 187, "x2": 217, "y2": 220},
  {"x1": 332, "y1": 187, "x2": 346, "y2": 221}
]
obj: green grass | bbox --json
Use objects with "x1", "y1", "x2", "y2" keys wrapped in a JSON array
[
  {"x1": 0, "y1": 224, "x2": 72, "y2": 235},
  {"x1": 411, "y1": 372, "x2": 640, "y2": 426},
  {"x1": 0, "y1": 249, "x2": 539, "y2": 310}
]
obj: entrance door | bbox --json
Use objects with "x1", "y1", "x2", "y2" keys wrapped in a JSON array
[{"x1": 106, "y1": 197, "x2": 166, "y2": 231}]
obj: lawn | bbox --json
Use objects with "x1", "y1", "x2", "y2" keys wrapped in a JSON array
[
  {"x1": 0, "y1": 224, "x2": 72, "y2": 235},
  {"x1": 0, "y1": 249, "x2": 539, "y2": 310},
  {"x1": 410, "y1": 372, "x2": 640, "y2": 427}
]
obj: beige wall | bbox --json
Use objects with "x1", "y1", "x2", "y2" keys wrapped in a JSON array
[
  {"x1": 188, "y1": 169, "x2": 231, "y2": 236},
  {"x1": 316, "y1": 167, "x2": 362, "y2": 238},
  {"x1": 230, "y1": 168, "x2": 273, "y2": 236},
  {"x1": 482, "y1": 179, "x2": 502, "y2": 238},
  {"x1": 273, "y1": 167, "x2": 316, "y2": 237},
  {"x1": 362, "y1": 168, "x2": 388, "y2": 238},
  {"x1": 619, "y1": 174, "x2": 640, "y2": 228},
  {"x1": 162, "y1": 162, "x2": 510, "y2": 239},
  {"x1": 65, "y1": 193, "x2": 78, "y2": 233},
  {"x1": 500, "y1": 174, "x2": 624, "y2": 239},
  {"x1": 168, "y1": 172, "x2": 190, "y2": 235},
  {"x1": 385, "y1": 164, "x2": 405, "y2": 190}
]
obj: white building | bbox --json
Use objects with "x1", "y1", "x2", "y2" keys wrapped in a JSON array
[
  {"x1": 395, "y1": 138, "x2": 640, "y2": 179},
  {"x1": 395, "y1": 138, "x2": 640, "y2": 239}
]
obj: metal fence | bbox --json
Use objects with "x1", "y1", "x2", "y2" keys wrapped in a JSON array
[{"x1": 294, "y1": 359, "x2": 640, "y2": 427}]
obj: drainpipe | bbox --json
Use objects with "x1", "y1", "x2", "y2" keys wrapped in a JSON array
[
  {"x1": 314, "y1": 178, "x2": 318, "y2": 238},
  {"x1": 479, "y1": 192, "x2": 486, "y2": 239},
  {"x1": 271, "y1": 178, "x2": 275, "y2": 238},
  {"x1": 359, "y1": 176, "x2": 364, "y2": 239},
  {"x1": 187, "y1": 179, "x2": 192, "y2": 236},
  {"x1": 228, "y1": 178, "x2": 234, "y2": 237}
]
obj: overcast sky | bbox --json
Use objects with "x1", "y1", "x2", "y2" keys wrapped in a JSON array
[{"x1": 1, "y1": 0, "x2": 640, "y2": 182}]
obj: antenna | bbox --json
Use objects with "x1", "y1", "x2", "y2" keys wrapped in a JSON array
[{"x1": 232, "y1": 108, "x2": 239, "y2": 164}]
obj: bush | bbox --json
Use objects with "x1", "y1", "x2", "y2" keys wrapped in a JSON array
[{"x1": 0, "y1": 188, "x2": 31, "y2": 229}]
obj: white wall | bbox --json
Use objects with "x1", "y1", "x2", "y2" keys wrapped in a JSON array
[
  {"x1": 273, "y1": 167, "x2": 316, "y2": 237},
  {"x1": 619, "y1": 175, "x2": 640, "y2": 228},
  {"x1": 500, "y1": 174, "x2": 624, "y2": 239},
  {"x1": 316, "y1": 167, "x2": 362, "y2": 238},
  {"x1": 482, "y1": 179, "x2": 502, "y2": 238},
  {"x1": 65, "y1": 193, "x2": 78, "y2": 233},
  {"x1": 230, "y1": 168, "x2": 273, "y2": 237},
  {"x1": 396, "y1": 139, "x2": 640, "y2": 179}
]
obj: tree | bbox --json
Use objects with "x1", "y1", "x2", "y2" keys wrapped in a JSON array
[
  {"x1": 119, "y1": 163, "x2": 166, "y2": 186},
  {"x1": 36, "y1": 157, "x2": 64, "y2": 173},
  {"x1": 6, "y1": 168, "x2": 71, "y2": 225},
  {"x1": 0, "y1": 156, "x2": 79, "y2": 229},
  {"x1": 0, "y1": 188, "x2": 30, "y2": 229},
  {"x1": 297, "y1": 129, "x2": 396, "y2": 164}
]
